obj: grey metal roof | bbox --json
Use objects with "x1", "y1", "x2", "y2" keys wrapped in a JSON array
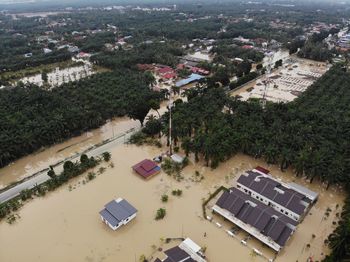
[
  {"x1": 99, "y1": 209, "x2": 119, "y2": 227},
  {"x1": 100, "y1": 199, "x2": 137, "y2": 226},
  {"x1": 237, "y1": 171, "x2": 309, "y2": 215},
  {"x1": 164, "y1": 246, "x2": 190, "y2": 262},
  {"x1": 216, "y1": 188, "x2": 297, "y2": 247}
]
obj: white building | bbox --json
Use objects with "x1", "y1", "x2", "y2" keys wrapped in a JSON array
[{"x1": 99, "y1": 198, "x2": 137, "y2": 230}]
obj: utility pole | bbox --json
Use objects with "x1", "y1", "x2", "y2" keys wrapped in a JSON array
[
  {"x1": 262, "y1": 50, "x2": 273, "y2": 109},
  {"x1": 169, "y1": 87, "x2": 173, "y2": 155}
]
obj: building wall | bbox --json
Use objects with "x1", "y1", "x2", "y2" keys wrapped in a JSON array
[{"x1": 100, "y1": 213, "x2": 137, "y2": 231}]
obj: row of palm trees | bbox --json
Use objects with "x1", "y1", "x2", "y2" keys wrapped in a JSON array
[
  {"x1": 0, "y1": 70, "x2": 162, "y2": 168},
  {"x1": 141, "y1": 65, "x2": 350, "y2": 260}
]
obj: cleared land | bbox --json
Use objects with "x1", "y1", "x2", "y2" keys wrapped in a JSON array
[{"x1": 232, "y1": 57, "x2": 329, "y2": 103}]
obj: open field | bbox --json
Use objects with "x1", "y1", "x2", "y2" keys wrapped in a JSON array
[
  {"x1": 0, "y1": 144, "x2": 344, "y2": 262},
  {"x1": 232, "y1": 57, "x2": 329, "y2": 103}
]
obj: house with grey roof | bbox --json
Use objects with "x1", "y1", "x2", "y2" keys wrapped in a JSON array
[
  {"x1": 213, "y1": 187, "x2": 297, "y2": 252},
  {"x1": 154, "y1": 238, "x2": 206, "y2": 262},
  {"x1": 236, "y1": 167, "x2": 317, "y2": 222},
  {"x1": 99, "y1": 198, "x2": 137, "y2": 230}
]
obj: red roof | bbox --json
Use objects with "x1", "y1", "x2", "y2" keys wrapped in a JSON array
[
  {"x1": 190, "y1": 66, "x2": 209, "y2": 75},
  {"x1": 255, "y1": 166, "x2": 270, "y2": 175},
  {"x1": 177, "y1": 64, "x2": 185, "y2": 70},
  {"x1": 132, "y1": 159, "x2": 161, "y2": 179},
  {"x1": 158, "y1": 67, "x2": 173, "y2": 74},
  {"x1": 163, "y1": 72, "x2": 177, "y2": 79},
  {"x1": 242, "y1": 45, "x2": 254, "y2": 49}
]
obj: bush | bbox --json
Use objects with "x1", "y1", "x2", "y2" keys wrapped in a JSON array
[
  {"x1": 87, "y1": 172, "x2": 96, "y2": 181},
  {"x1": 161, "y1": 194, "x2": 168, "y2": 202},
  {"x1": 47, "y1": 169, "x2": 56, "y2": 178},
  {"x1": 102, "y1": 152, "x2": 111, "y2": 162},
  {"x1": 129, "y1": 131, "x2": 148, "y2": 145},
  {"x1": 80, "y1": 154, "x2": 89, "y2": 164},
  {"x1": 172, "y1": 189, "x2": 182, "y2": 196},
  {"x1": 155, "y1": 208, "x2": 166, "y2": 220}
]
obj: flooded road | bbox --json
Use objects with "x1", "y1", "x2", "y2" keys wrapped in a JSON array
[
  {"x1": 0, "y1": 144, "x2": 344, "y2": 262},
  {"x1": 0, "y1": 99, "x2": 170, "y2": 189}
]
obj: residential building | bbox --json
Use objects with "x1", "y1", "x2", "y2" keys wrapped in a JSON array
[
  {"x1": 213, "y1": 187, "x2": 297, "y2": 252},
  {"x1": 154, "y1": 238, "x2": 206, "y2": 262},
  {"x1": 236, "y1": 167, "x2": 318, "y2": 222},
  {"x1": 132, "y1": 159, "x2": 161, "y2": 179},
  {"x1": 99, "y1": 198, "x2": 137, "y2": 230}
]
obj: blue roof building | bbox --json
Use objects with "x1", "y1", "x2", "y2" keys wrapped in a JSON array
[
  {"x1": 99, "y1": 198, "x2": 137, "y2": 230},
  {"x1": 175, "y1": 73, "x2": 204, "y2": 87}
]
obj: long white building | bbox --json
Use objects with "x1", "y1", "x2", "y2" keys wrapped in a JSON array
[{"x1": 236, "y1": 167, "x2": 318, "y2": 222}]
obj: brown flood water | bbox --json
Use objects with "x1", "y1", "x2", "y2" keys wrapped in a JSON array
[
  {"x1": 0, "y1": 144, "x2": 344, "y2": 262},
  {"x1": 0, "y1": 102, "x2": 169, "y2": 189}
]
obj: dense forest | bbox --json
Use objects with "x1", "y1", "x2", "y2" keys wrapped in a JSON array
[
  {"x1": 91, "y1": 42, "x2": 184, "y2": 69},
  {"x1": 0, "y1": 70, "x2": 162, "y2": 168},
  {"x1": 139, "y1": 65, "x2": 350, "y2": 261}
]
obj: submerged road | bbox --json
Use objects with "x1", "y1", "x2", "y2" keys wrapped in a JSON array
[{"x1": 0, "y1": 128, "x2": 137, "y2": 204}]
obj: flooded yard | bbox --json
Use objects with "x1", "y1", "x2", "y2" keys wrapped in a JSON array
[{"x1": 0, "y1": 144, "x2": 344, "y2": 262}]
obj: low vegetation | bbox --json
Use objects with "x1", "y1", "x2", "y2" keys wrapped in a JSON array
[
  {"x1": 0, "y1": 152, "x2": 108, "y2": 221},
  {"x1": 155, "y1": 208, "x2": 166, "y2": 220}
]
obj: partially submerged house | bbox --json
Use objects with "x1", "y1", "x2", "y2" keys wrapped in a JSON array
[
  {"x1": 154, "y1": 238, "x2": 207, "y2": 262},
  {"x1": 132, "y1": 159, "x2": 161, "y2": 179},
  {"x1": 99, "y1": 198, "x2": 137, "y2": 230},
  {"x1": 236, "y1": 167, "x2": 318, "y2": 222},
  {"x1": 213, "y1": 187, "x2": 297, "y2": 252},
  {"x1": 212, "y1": 167, "x2": 318, "y2": 252}
]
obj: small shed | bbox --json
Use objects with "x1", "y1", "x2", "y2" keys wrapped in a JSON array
[
  {"x1": 171, "y1": 154, "x2": 184, "y2": 164},
  {"x1": 132, "y1": 159, "x2": 161, "y2": 179}
]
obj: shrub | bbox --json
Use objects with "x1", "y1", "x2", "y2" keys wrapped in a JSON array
[
  {"x1": 161, "y1": 194, "x2": 168, "y2": 202},
  {"x1": 47, "y1": 168, "x2": 56, "y2": 178},
  {"x1": 172, "y1": 189, "x2": 183, "y2": 196},
  {"x1": 155, "y1": 208, "x2": 166, "y2": 220},
  {"x1": 80, "y1": 154, "x2": 89, "y2": 164},
  {"x1": 129, "y1": 131, "x2": 148, "y2": 145},
  {"x1": 102, "y1": 152, "x2": 111, "y2": 162},
  {"x1": 87, "y1": 172, "x2": 96, "y2": 181}
]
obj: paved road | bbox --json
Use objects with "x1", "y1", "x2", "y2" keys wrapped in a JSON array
[
  {"x1": 0, "y1": 173, "x2": 52, "y2": 203},
  {"x1": 0, "y1": 93, "x2": 172, "y2": 204},
  {"x1": 0, "y1": 128, "x2": 137, "y2": 204}
]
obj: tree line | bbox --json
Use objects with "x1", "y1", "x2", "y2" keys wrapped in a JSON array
[
  {"x1": 0, "y1": 70, "x2": 162, "y2": 168},
  {"x1": 140, "y1": 65, "x2": 350, "y2": 261}
]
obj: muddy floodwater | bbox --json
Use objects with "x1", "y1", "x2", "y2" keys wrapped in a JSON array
[
  {"x1": 0, "y1": 117, "x2": 139, "y2": 189},
  {"x1": 0, "y1": 144, "x2": 344, "y2": 262},
  {"x1": 0, "y1": 102, "x2": 169, "y2": 189}
]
